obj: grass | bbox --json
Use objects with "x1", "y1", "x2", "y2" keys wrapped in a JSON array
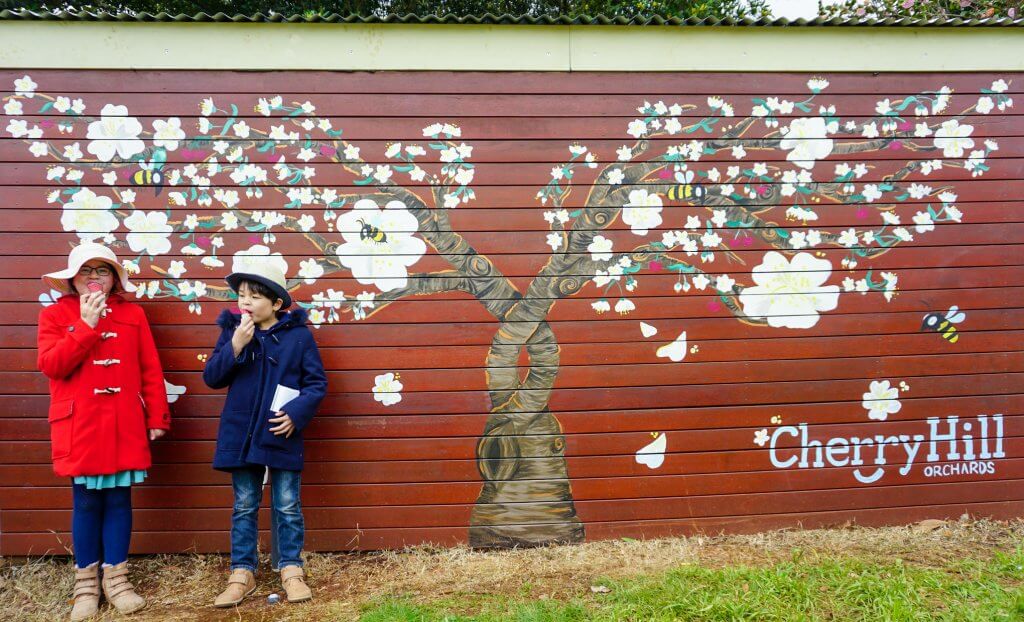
[{"x1": 2, "y1": 519, "x2": 1022, "y2": 621}]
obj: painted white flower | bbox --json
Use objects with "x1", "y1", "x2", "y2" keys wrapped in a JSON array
[
  {"x1": 739, "y1": 251, "x2": 840, "y2": 329},
  {"x1": 124, "y1": 210, "x2": 172, "y2": 256},
  {"x1": 591, "y1": 300, "x2": 611, "y2": 314},
  {"x1": 862, "y1": 380, "x2": 901, "y2": 421},
  {"x1": 838, "y1": 228, "x2": 859, "y2": 247},
  {"x1": 913, "y1": 211, "x2": 935, "y2": 233},
  {"x1": 546, "y1": 232, "x2": 563, "y2": 252},
  {"x1": 372, "y1": 372, "x2": 404, "y2": 406},
  {"x1": 232, "y1": 244, "x2": 289, "y2": 278},
  {"x1": 914, "y1": 122, "x2": 932, "y2": 138},
  {"x1": 373, "y1": 165, "x2": 393, "y2": 184},
  {"x1": 862, "y1": 184, "x2": 882, "y2": 203},
  {"x1": 14, "y1": 75, "x2": 37, "y2": 97},
  {"x1": 807, "y1": 78, "x2": 829, "y2": 92},
  {"x1": 715, "y1": 274, "x2": 735, "y2": 292},
  {"x1": 335, "y1": 199, "x2": 426, "y2": 292},
  {"x1": 932, "y1": 86, "x2": 952, "y2": 114},
  {"x1": 700, "y1": 231, "x2": 722, "y2": 248},
  {"x1": 4, "y1": 98, "x2": 23, "y2": 115},
  {"x1": 296, "y1": 214, "x2": 316, "y2": 232},
  {"x1": 182, "y1": 243, "x2": 205, "y2": 256},
  {"x1": 152, "y1": 117, "x2": 186, "y2": 151},
  {"x1": 754, "y1": 429, "x2": 770, "y2": 447},
  {"x1": 167, "y1": 260, "x2": 186, "y2": 279},
  {"x1": 298, "y1": 258, "x2": 324, "y2": 284},
  {"x1": 606, "y1": 168, "x2": 625, "y2": 186},
  {"x1": 582, "y1": 235, "x2": 613, "y2": 262},
  {"x1": 616, "y1": 145, "x2": 633, "y2": 161},
  {"x1": 779, "y1": 117, "x2": 833, "y2": 169},
  {"x1": 908, "y1": 184, "x2": 932, "y2": 200},
  {"x1": 6, "y1": 119, "x2": 28, "y2": 138},
  {"x1": 614, "y1": 298, "x2": 635, "y2": 315},
  {"x1": 61, "y1": 188, "x2": 119, "y2": 242},
  {"x1": 62, "y1": 142, "x2": 83, "y2": 162},
  {"x1": 933, "y1": 119, "x2": 975, "y2": 158},
  {"x1": 86, "y1": 104, "x2": 145, "y2": 161},
  {"x1": 627, "y1": 119, "x2": 647, "y2": 138},
  {"x1": 789, "y1": 231, "x2": 808, "y2": 250},
  {"x1": 622, "y1": 189, "x2": 663, "y2": 236},
  {"x1": 692, "y1": 274, "x2": 710, "y2": 290},
  {"x1": 976, "y1": 96, "x2": 994, "y2": 115}
]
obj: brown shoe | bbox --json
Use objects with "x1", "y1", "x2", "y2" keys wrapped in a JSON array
[
  {"x1": 280, "y1": 565, "x2": 312, "y2": 603},
  {"x1": 214, "y1": 569, "x2": 256, "y2": 608},
  {"x1": 101, "y1": 562, "x2": 146, "y2": 615},
  {"x1": 70, "y1": 563, "x2": 100, "y2": 621}
]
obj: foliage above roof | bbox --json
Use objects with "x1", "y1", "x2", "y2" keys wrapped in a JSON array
[{"x1": 1, "y1": 1, "x2": 1022, "y2": 25}]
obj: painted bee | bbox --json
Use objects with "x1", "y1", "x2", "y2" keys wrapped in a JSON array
[
  {"x1": 922, "y1": 305, "x2": 966, "y2": 344},
  {"x1": 130, "y1": 161, "x2": 165, "y2": 196},
  {"x1": 358, "y1": 219, "x2": 387, "y2": 244},
  {"x1": 667, "y1": 169, "x2": 706, "y2": 204}
]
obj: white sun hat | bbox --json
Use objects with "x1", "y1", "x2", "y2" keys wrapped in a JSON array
[{"x1": 42, "y1": 243, "x2": 134, "y2": 295}]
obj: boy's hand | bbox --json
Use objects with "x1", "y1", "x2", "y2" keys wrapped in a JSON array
[
  {"x1": 231, "y1": 312, "x2": 255, "y2": 357},
  {"x1": 268, "y1": 411, "x2": 295, "y2": 438},
  {"x1": 148, "y1": 429, "x2": 166, "y2": 441},
  {"x1": 80, "y1": 291, "x2": 107, "y2": 328}
]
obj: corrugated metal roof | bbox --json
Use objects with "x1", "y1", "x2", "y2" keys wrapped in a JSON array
[{"x1": 0, "y1": 8, "x2": 1022, "y2": 26}]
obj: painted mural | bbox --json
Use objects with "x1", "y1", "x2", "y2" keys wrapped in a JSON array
[{"x1": 2, "y1": 72, "x2": 1019, "y2": 551}]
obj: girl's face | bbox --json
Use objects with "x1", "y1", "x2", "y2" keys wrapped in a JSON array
[
  {"x1": 71, "y1": 260, "x2": 116, "y2": 296},
  {"x1": 237, "y1": 282, "x2": 282, "y2": 326}
]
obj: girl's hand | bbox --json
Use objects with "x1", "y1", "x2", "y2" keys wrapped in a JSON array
[
  {"x1": 268, "y1": 411, "x2": 295, "y2": 438},
  {"x1": 80, "y1": 291, "x2": 107, "y2": 328},
  {"x1": 231, "y1": 312, "x2": 255, "y2": 357},
  {"x1": 148, "y1": 429, "x2": 166, "y2": 441}
]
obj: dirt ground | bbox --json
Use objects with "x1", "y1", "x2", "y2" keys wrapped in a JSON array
[{"x1": 3, "y1": 518, "x2": 1022, "y2": 621}]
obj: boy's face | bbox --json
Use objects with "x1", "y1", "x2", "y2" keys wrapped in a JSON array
[{"x1": 237, "y1": 282, "x2": 282, "y2": 325}]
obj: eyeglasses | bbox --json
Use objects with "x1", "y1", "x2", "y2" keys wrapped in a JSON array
[{"x1": 77, "y1": 266, "x2": 113, "y2": 277}]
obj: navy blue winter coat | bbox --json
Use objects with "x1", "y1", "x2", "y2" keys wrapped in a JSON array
[{"x1": 203, "y1": 308, "x2": 327, "y2": 472}]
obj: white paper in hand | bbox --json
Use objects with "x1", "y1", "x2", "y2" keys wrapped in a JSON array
[{"x1": 270, "y1": 384, "x2": 301, "y2": 413}]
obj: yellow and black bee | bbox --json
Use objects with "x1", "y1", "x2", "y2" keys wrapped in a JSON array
[
  {"x1": 358, "y1": 219, "x2": 387, "y2": 244},
  {"x1": 922, "y1": 305, "x2": 966, "y2": 344},
  {"x1": 667, "y1": 169, "x2": 706, "y2": 204},
  {"x1": 131, "y1": 161, "x2": 165, "y2": 196}
]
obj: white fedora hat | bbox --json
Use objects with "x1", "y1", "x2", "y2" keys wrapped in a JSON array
[
  {"x1": 42, "y1": 243, "x2": 134, "y2": 295},
  {"x1": 225, "y1": 262, "x2": 292, "y2": 309}
]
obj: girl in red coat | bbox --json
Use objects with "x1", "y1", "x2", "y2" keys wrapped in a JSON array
[{"x1": 37, "y1": 243, "x2": 170, "y2": 621}]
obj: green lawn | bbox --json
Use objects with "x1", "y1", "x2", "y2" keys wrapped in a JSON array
[{"x1": 357, "y1": 550, "x2": 1024, "y2": 622}]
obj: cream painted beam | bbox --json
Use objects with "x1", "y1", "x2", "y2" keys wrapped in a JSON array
[
  {"x1": 571, "y1": 26, "x2": 1023, "y2": 71},
  {"x1": 0, "y1": 21, "x2": 1021, "y2": 71}
]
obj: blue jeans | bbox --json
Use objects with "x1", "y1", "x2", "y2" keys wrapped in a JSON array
[
  {"x1": 71, "y1": 484, "x2": 132, "y2": 569},
  {"x1": 229, "y1": 466, "x2": 304, "y2": 572}
]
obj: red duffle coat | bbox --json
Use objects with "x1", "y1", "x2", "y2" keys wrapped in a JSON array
[{"x1": 37, "y1": 293, "x2": 171, "y2": 477}]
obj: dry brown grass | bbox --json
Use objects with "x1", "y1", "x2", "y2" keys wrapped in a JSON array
[{"x1": 2, "y1": 518, "x2": 1022, "y2": 622}]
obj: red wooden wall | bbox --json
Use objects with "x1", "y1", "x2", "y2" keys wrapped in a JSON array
[{"x1": 0, "y1": 70, "x2": 1021, "y2": 555}]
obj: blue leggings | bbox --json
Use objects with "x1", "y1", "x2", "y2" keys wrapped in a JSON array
[{"x1": 71, "y1": 484, "x2": 132, "y2": 569}]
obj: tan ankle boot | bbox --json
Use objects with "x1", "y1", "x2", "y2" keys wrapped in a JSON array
[
  {"x1": 214, "y1": 569, "x2": 256, "y2": 608},
  {"x1": 70, "y1": 563, "x2": 100, "y2": 621},
  {"x1": 101, "y1": 562, "x2": 146, "y2": 615},
  {"x1": 280, "y1": 566, "x2": 312, "y2": 603}
]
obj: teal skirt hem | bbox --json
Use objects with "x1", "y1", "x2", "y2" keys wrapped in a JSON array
[{"x1": 73, "y1": 470, "x2": 148, "y2": 490}]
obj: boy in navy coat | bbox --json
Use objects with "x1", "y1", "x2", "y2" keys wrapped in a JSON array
[{"x1": 203, "y1": 262, "x2": 327, "y2": 606}]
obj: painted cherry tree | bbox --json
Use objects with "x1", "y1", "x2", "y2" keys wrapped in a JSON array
[{"x1": 5, "y1": 73, "x2": 1011, "y2": 547}]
